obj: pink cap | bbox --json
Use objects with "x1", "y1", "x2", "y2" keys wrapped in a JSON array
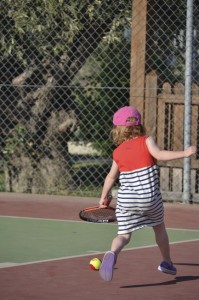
[{"x1": 113, "y1": 106, "x2": 141, "y2": 126}]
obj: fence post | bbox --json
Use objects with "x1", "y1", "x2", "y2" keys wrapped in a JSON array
[
  {"x1": 130, "y1": 0, "x2": 147, "y2": 115},
  {"x1": 183, "y1": 0, "x2": 193, "y2": 203},
  {"x1": 145, "y1": 70, "x2": 158, "y2": 137}
]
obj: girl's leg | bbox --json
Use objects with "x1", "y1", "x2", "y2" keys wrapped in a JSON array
[
  {"x1": 99, "y1": 233, "x2": 131, "y2": 281},
  {"x1": 153, "y1": 222, "x2": 171, "y2": 262},
  {"x1": 111, "y1": 233, "x2": 132, "y2": 256},
  {"x1": 153, "y1": 222, "x2": 177, "y2": 275}
]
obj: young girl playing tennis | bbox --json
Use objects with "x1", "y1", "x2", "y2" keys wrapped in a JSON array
[{"x1": 99, "y1": 106, "x2": 196, "y2": 281}]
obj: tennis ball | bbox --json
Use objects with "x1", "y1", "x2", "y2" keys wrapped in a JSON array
[{"x1": 89, "y1": 258, "x2": 102, "y2": 271}]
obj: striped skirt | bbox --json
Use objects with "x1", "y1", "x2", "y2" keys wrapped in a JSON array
[{"x1": 116, "y1": 165, "x2": 164, "y2": 234}]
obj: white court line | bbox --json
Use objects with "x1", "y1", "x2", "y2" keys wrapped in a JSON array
[
  {"x1": 0, "y1": 215, "x2": 198, "y2": 230},
  {"x1": 0, "y1": 215, "x2": 117, "y2": 225},
  {"x1": 0, "y1": 239, "x2": 199, "y2": 269},
  {"x1": 0, "y1": 215, "x2": 87, "y2": 223},
  {"x1": 167, "y1": 227, "x2": 199, "y2": 232}
]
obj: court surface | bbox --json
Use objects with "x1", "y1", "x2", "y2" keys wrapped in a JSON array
[{"x1": 0, "y1": 192, "x2": 199, "y2": 300}]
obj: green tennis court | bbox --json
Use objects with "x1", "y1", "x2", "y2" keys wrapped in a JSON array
[{"x1": 1, "y1": 216, "x2": 199, "y2": 267}]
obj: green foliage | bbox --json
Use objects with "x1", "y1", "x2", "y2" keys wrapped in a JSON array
[
  {"x1": 2, "y1": 125, "x2": 26, "y2": 158},
  {"x1": 1, "y1": 0, "x2": 83, "y2": 62},
  {"x1": 72, "y1": 37, "x2": 131, "y2": 156},
  {"x1": 3, "y1": 124, "x2": 39, "y2": 161},
  {"x1": 0, "y1": 171, "x2": 5, "y2": 192},
  {"x1": 0, "y1": 0, "x2": 131, "y2": 64},
  {"x1": 149, "y1": 0, "x2": 187, "y2": 83}
]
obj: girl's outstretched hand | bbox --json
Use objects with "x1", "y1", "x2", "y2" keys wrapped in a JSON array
[{"x1": 184, "y1": 146, "x2": 197, "y2": 157}]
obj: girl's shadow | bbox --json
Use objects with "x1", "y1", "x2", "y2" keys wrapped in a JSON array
[
  {"x1": 121, "y1": 275, "x2": 199, "y2": 288},
  {"x1": 121, "y1": 262, "x2": 199, "y2": 288}
]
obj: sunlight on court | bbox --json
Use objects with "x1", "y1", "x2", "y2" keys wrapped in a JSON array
[{"x1": 0, "y1": 216, "x2": 199, "y2": 268}]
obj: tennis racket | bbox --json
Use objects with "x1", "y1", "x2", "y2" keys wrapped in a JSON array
[{"x1": 79, "y1": 194, "x2": 116, "y2": 223}]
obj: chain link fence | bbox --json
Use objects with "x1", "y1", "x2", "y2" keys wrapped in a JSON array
[{"x1": 0, "y1": 0, "x2": 199, "y2": 202}]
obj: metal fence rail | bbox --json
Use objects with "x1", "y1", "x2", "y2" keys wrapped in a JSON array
[{"x1": 0, "y1": 0, "x2": 199, "y2": 202}]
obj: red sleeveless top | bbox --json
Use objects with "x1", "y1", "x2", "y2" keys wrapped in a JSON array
[{"x1": 113, "y1": 136, "x2": 156, "y2": 172}]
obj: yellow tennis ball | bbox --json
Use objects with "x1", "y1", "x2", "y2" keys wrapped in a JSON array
[{"x1": 89, "y1": 258, "x2": 102, "y2": 271}]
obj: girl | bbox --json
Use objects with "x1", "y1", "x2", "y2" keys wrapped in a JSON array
[{"x1": 99, "y1": 106, "x2": 196, "y2": 281}]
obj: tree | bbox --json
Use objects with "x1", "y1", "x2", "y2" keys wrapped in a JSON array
[
  {"x1": 146, "y1": 0, "x2": 190, "y2": 84},
  {"x1": 0, "y1": 0, "x2": 131, "y2": 193},
  {"x1": 73, "y1": 37, "x2": 131, "y2": 156}
]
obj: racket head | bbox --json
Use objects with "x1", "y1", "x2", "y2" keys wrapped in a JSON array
[{"x1": 79, "y1": 206, "x2": 116, "y2": 223}]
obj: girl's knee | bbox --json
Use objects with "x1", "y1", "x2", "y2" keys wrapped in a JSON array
[
  {"x1": 153, "y1": 222, "x2": 166, "y2": 233},
  {"x1": 120, "y1": 233, "x2": 131, "y2": 244}
]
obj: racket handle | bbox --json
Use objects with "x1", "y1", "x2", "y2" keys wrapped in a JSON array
[{"x1": 103, "y1": 194, "x2": 112, "y2": 206}]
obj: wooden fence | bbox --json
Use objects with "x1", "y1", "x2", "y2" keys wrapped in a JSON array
[{"x1": 144, "y1": 71, "x2": 199, "y2": 203}]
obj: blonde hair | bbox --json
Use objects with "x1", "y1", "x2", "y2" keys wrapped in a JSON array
[{"x1": 110, "y1": 117, "x2": 146, "y2": 145}]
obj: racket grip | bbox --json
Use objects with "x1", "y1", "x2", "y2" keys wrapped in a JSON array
[{"x1": 103, "y1": 194, "x2": 112, "y2": 206}]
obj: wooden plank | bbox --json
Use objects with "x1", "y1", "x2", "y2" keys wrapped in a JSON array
[
  {"x1": 191, "y1": 104, "x2": 198, "y2": 148},
  {"x1": 157, "y1": 97, "x2": 165, "y2": 149},
  {"x1": 160, "y1": 167, "x2": 170, "y2": 191},
  {"x1": 192, "y1": 195, "x2": 199, "y2": 203},
  {"x1": 130, "y1": 0, "x2": 147, "y2": 114},
  {"x1": 172, "y1": 168, "x2": 182, "y2": 192},
  {"x1": 191, "y1": 169, "x2": 196, "y2": 194},
  {"x1": 173, "y1": 103, "x2": 184, "y2": 150},
  {"x1": 145, "y1": 70, "x2": 158, "y2": 136},
  {"x1": 167, "y1": 103, "x2": 172, "y2": 150},
  {"x1": 157, "y1": 94, "x2": 174, "y2": 150},
  {"x1": 162, "y1": 82, "x2": 172, "y2": 94},
  {"x1": 192, "y1": 83, "x2": 199, "y2": 95},
  {"x1": 160, "y1": 191, "x2": 183, "y2": 202},
  {"x1": 158, "y1": 94, "x2": 184, "y2": 103},
  {"x1": 173, "y1": 82, "x2": 184, "y2": 94},
  {"x1": 158, "y1": 160, "x2": 199, "y2": 168}
]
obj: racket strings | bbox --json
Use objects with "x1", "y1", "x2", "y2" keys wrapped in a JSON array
[
  {"x1": 79, "y1": 207, "x2": 116, "y2": 223},
  {"x1": 82, "y1": 208, "x2": 114, "y2": 219}
]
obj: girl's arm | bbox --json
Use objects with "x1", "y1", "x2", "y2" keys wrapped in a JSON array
[
  {"x1": 99, "y1": 160, "x2": 119, "y2": 207},
  {"x1": 146, "y1": 136, "x2": 196, "y2": 161}
]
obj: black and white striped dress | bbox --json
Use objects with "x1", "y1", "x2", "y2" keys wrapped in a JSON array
[{"x1": 113, "y1": 136, "x2": 164, "y2": 234}]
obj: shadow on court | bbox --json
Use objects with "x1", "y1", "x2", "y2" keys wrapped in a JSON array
[
  {"x1": 174, "y1": 262, "x2": 199, "y2": 266},
  {"x1": 121, "y1": 275, "x2": 199, "y2": 288}
]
